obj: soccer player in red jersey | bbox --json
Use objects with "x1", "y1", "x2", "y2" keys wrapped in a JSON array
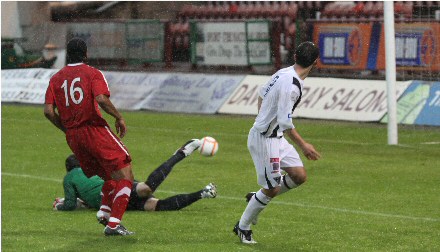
[{"x1": 44, "y1": 38, "x2": 134, "y2": 236}]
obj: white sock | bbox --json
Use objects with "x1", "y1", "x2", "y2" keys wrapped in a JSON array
[
  {"x1": 97, "y1": 207, "x2": 110, "y2": 220},
  {"x1": 239, "y1": 189, "x2": 272, "y2": 230},
  {"x1": 277, "y1": 174, "x2": 298, "y2": 196}
]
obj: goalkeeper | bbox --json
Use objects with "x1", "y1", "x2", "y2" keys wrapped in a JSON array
[{"x1": 53, "y1": 139, "x2": 217, "y2": 220}]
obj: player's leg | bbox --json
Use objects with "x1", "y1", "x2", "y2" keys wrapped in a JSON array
[
  {"x1": 144, "y1": 183, "x2": 217, "y2": 211},
  {"x1": 66, "y1": 130, "x2": 115, "y2": 225},
  {"x1": 278, "y1": 166, "x2": 306, "y2": 195},
  {"x1": 277, "y1": 137, "x2": 306, "y2": 195},
  {"x1": 145, "y1": 139, "x2": 201, "y2": 192},
  {"x1": 97, "y1": 180, "x2": 116, "y2": 225},
  {"x1": 89, "y1": 125, "x2": 134, "y2": 235},
  {"x1": 246, "y1": 139, "x2": 307, "y2": 198},
  {"x1": 106, "y1": 165, "x2": 134, "y2": 229},
  {"x1": 234, "y1": 130, "x2": 282, "y2": 244}
]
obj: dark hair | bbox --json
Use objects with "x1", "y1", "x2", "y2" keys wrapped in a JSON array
[
  {"x1": 294, "y1": 41, "x2": 319, "y2": 68},
  {"x1": 65, "y1": 154, "x2": 80, "y2": 172},
  {"x1": 66, "y1": 38, "x2": 87, "y2": 64}
]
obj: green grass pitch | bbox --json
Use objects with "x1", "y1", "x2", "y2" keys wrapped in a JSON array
[{"x1": 2, "y1": 104, "x2": 440, "y2": 251}]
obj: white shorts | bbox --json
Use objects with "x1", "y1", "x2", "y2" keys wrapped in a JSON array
[{"x1": 247, "y1": 127, "x2": 303, "y2": 189}]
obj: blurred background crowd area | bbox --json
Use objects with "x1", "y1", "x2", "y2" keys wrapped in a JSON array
[{"x1": 2, "y1": 1, "x2": 440, "y2": 80}]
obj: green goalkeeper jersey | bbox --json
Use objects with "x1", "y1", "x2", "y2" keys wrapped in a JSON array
[{"x1": 58, "y1": 167, "x2": 103, "y2": 210}]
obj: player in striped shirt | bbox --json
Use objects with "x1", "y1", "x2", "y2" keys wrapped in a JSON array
[{"x1": 233, "y1": 42, "x2": 321, "y2": 244}]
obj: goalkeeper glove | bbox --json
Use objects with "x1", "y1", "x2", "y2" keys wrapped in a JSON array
[
  {"x1": 76, "y1": 198, "x2": 89, "y2": 209},
  {"x1": 52, "y1": 197, "x2": 64, "y2": 210}
]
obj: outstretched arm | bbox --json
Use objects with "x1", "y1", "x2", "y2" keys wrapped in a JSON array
[
  {"x1": 285, "y1": 128, "x2": 321, "y2": 160},
  {"x1": 95, "y1": 94, "x2": 126, "y2": 138},
  {"x1": 44, "y1": 104, "x2": 66, "y2": 133},
  {"x1": 54, "y1": 180, "x2": 78, "y2": 211}
]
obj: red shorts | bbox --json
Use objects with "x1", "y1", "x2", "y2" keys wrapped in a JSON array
[{"x1": 66, "y1": 125, "x2": 132, "y2": 180}]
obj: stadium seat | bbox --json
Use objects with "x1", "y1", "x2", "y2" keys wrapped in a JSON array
[
  {"x1": 286, "y1": 2, "x2": 298, "y2": 20},
  {"x1": 252, "y1": 1, "x2": 263, "y2": 18},
  {"x1": 333, "y1": 2, "x2": 345, "y2": 18},
  {"x1": 321, "y1": 2, "x2": 337, "y2": 19},
  {"x1": 205, "y1": 2, "x2": 216, "y2": 18},
  {"x1": 236, "y1": 2, "x2": 250, "y2": 19},
  {"x1": 353, "y1": 2, "x2": 365, "y2": 18},
  {"x1": 314, "y1": 1, "x2": 323, "y2": 11},
  {"x1": 362, "y1": 1, "x2": 375, "y2": 18},
  {"x1": 278, "y1": 2, "x2": 289, "y2": 17},
  {"x1": 261, "y1": 1, "x2": 272, "y2": 18},
  {"x1": 402, "y1": 1, "x2": 414, "y2": 18},
  {"x1": 227, "y1": 2, "x2": 238, "y2": 18},
  {"x1": 195, "y1": 4, "x2": 207, "y2": 19},
  {"x1": 246, "y1": 2, "x2": 257, "y2": 19},
  {"x1": 373, "y1": 1, "x2": 384, "y2": 17},
  {"x1": 272, "y1": 1, "x2": 282, "y2": 18},
  {"x1": 394, "y1": 1, "x2": 404, "y2": 14},
  {"x1": 340, "y1": 2, "x2": 356, "y2": 18},
  {"x1": 213, "y1": 2, "x2": 227, "y2": 19},
  {"x1": 180, "y1": 4, "x2": 193, "y2": 18},
  {"x1": 425, "y1": 1, "x2": 433, "y2": 8},
  {"x1": 281, "y1": 3, "x2": 298, "y2": 30}
]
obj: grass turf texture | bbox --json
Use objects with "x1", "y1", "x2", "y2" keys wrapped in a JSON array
[{"x1": 2, "y1": 104, "x2": 440, "y2": 251}]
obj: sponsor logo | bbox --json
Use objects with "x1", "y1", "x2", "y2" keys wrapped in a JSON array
[
  {"x1": 421, "y1": 29, "x2": 435, "y2": 66},
  {"x1": 348, "y1": 29, "x2": 361, "y2": 65},
  {"x1": 270, "y1": 157, "x2": 280, "y2": 171},
  {"x1": 288, "y1": 113, "x2": 293, "y2": 118},
  {"x1": 263, "y1": 76, "x2": 279, "y2": 97}
]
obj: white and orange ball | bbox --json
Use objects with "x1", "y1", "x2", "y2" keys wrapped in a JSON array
[{"x1": 199, "y1": 136, "x2": 218, "y2": 157}]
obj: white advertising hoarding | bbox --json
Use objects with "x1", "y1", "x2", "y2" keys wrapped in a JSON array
[
  {"x1": 141, "y1": 74, "x2": 244, "y2": 114},
  {"x1": 1, "y1": 69, "x2": 58, "y2": 104},
  {"x1": 195, "y1": 21, "x2": 270, "y2": 66},
  {"x1": 218, "y1": 75, "x2": 268, "y2": 115},
  {"x1": 1, "y1": 69, "x2": 244, "y2": 115},
  {"x1": 219, "y1": 76, "x2": 412, "y2": 122}
]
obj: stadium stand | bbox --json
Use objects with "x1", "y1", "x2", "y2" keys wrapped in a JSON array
[
  {"x1": 28, "y1": 1, "x2": 440, "y2": 79},
  {"x1": 172, "y1": 1, "x2": 302, "y2": 52}
]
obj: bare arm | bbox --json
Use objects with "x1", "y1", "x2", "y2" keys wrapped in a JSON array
[
  {"x1": 44, "y1": 104, "x2": 66, "y2": 133},
  {"x1": 95, "y1": 94, "x2": 126, "y2": 138},
  {"x1": 285, "y1": 128, "x2": 321, "y2": 160}
]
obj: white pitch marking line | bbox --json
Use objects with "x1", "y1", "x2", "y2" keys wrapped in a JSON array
[
  {"x1": 3, "y1": 172, "x2": 439, "y2": 222},
  {"x1": 421, "y1": 142, "x2": 440, "y2": 145}
]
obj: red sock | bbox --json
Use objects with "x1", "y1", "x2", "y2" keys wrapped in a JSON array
[
  {"x1": 100, "y1": 180, "x2": 116, "y2": 215},
  {"x1": 108, "y1": 179, "x2": 132, "y2": 228}
]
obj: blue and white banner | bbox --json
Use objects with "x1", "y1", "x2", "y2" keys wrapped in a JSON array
[
  {"x1": 141, "y1": 74, "x2": 244, "y2": 114},
  {"x1": 414, "y1": 81, "x2": 440, "y2": 126},
  {"x1": 382, "y1": 81, "x2": 440, "y2": 126},
  {"x1": 103, "y1": 72, "x2": 168, "y2": 110},
  {"x1": 1, "y1": 69, "x2": 244, "y2": 115}
]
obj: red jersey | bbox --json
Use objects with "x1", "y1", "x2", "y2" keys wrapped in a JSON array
[{"x1": 45, "y1": 63, "x2": 111, "y2": 129}]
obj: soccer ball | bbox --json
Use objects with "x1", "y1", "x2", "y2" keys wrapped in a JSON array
[{"x1": 199, "y1": 136, "x2": 218, "y2": 157}]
